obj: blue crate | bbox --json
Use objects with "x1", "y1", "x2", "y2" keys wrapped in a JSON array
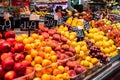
[{"x1": 110, "y1": 54, "x2": 120, "y2": 63}]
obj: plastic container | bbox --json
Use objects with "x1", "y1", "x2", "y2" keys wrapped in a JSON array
[
  {"x1": 14, "y1": 67, "x2": 35, "y2": 80},
  {"x1": 70, "y1": 70, "x2": 86, "y2": 80}
]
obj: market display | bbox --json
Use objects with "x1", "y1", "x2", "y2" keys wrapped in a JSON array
[{"x1": 0, "y1": 0, "x2": 120, "y2": 80}]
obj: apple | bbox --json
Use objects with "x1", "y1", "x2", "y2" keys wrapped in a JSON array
[
  {"x1": 14, "y1": 62, "x2": 26, "y2": 76},
  {"x1": 64, "y1": 51, "x2": 74, "y2": 57},
  {"x1": 66, "y1": 61, "x2": 75, "y2": 69},
  {"x1": 48, "y1": 29, "x2": 56, "y2": 36},
  {"x1": 41, "y1": 32, "x2": 49, "y2": 39},
  {"x1": 4, "y1": 71, "x2": 16, "y2": 80},
  {"x1": 69, "y1": 47, "x2": 76, "y2": 53},
  {"x1": 4, "y1": 31, "x2": 15, "y2": 39},
  {"x1": 6, "y1": 38, "x2": 16, "y2": 47},
  {"x1": 74, "y1": 65, "x2": 83, "y2": 74},
  {"x1": 60, "y1": 35, "x2": 67, "y2": 43},
  {"x1": 0, "y1": 42, "x2": 11, "y2": 53},
  {"x1": 61, "y1": 44, "x2": 69, "y2": 50},
  {"x1": 13, "y1": 53, "x2": 25, "y2": 62},
  {"x1": 53, "y1": 34, "x2": 61, "y2": 41},
  {"x1": 2, "y1": 57, "x2": 15, "y2": 71},
  {"x1": 68, "y1": 70, "x2": 76, "y2": 77},
  {"x1": 22, "y1": 60, "x2": 31, "y2": 67},
  {"x1": 14, "y1": 42, "x2": 25, "y2": 53},
  {"x1": 1, "y1": 52, "x2": 13, "y2": 60},
  {"x1": 0, "y1": 66, "x2": 5, "y2": 79}
]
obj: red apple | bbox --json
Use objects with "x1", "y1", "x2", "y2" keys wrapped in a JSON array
[
  {"x1": 41, "y1": 32, "x2": 49, "y2": 39},
  {"x1": 0, "y1": 66, "x2": 5, "y2": 79},
  {"x1": 14, "y1": 42, "x2": 25, "y2": 53},
  {"x1": 6, "y1": 38, "x2": 16, "y2": 47},
  {"x1": 1, "y1": 52, "x2": 13, "y2": 61},
  {"x1": 64, "y1": 51, "x2": 74, "y2": 57},
  {"x1": 60, "y1": 35, "x2": 67, "y2": 43},
  {"x1": 14, "y1": 62, "x2": 26, "y2": 76},
  {"x1": 13, "y1": 53, "x2": 25, "y2": 62},
  {"x1": 53, "y1": 34, "x2": 61, "y2": 41},
  {"x1": 69, "y1": 47, "x2": 76, "y2": 53},
  {"x1": 74, "y1": 65, "x2": 83, "y2": 74},
  {"x1": 68, "y1": 70, "x2": 76, "y2": 77},
  {"x1": 0, "y1": 39, "x2": 5, "y2": 45},
  {"x1": 0, "y1": 42, "x2": 11, "y2": 53},
  {"x1": 4, "y1": 71, "x2": 16, "y2": 80},
  {"x1": 66, "y1": 61, "x2": 74, "y2": 69},
  {"x1": 22, "y1": 60, "x2": 31, "y2": 67},
  {"x1": 4, "y1": 31, "x2": 15, "y2": 39},
  {"x1": 2, "y1": 57, "x2": 15, "y2": 71},
  {"x1": 61, "y1": 44, "x2": 69, "y2": 50}
]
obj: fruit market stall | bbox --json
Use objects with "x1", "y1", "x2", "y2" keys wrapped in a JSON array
[{"x1": 0, "y1": 0, "x2": 120, "y2": 80}]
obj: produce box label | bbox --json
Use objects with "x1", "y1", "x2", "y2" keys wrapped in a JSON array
[
  {"x1": 44, "y1": 14, "x2": 57, "y2": 28},
  {"x1": 0, "y1": 14, "x2": 13, "y2": 31},
  {"x1": 84, "y1": 20, "x2": 90, "y2": 31},
  {"x1": 20, "y1": 15, "x2": 39, "y2": 31},
  {"x1": 72, "y1": 27, "x2": 85, "y2": 41}
]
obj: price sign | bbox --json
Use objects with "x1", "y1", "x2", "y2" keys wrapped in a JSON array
[
  {"x1": 84, "y1": 20, "x2": 90, "y2": 31},
  {"x1": 44, "y1": 14, "x2": 57, "y2": 28},
  {"x1": 72, "y1": 27, "x2": 85, "y2": 41},
  {"x1": 0, "y1": 14, "x2": 13, "y2": 31},
  {"x1": 20, "y1": 15, "x2": 39, "y2": 36}
]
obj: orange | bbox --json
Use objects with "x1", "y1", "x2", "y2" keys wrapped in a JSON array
[
  {"x1": 42, "y1": 59, "x2": 52, "y2": 67},
  {"x1": 39, "y1": 35, "x2": 44, "y2": 41},
  {"x1": 25, "y1": 44, "x2": 32, "y2": 50},
  {"x1": 50, "y1": 75, "x2": 56, "y2": 80},
  {"x1": 44, "y1": 53, "x2": 51, "y2": 60},
  {"x1": 15, "y1": 36, "x2": 24, "y2": 42},
  {"x1": 85, "y1": 56, "x2": 92, "y2": 62},
  {"x1": 51, "y1": 63, "x2": 58, "y2": 69},
  {"x1": 25, "y1": 55, "x2": 32, "y2": 61},
  {"x1": 46, "y1": 68, "x2": 53, "y2": 74},
  {"x1": 35, "y1": 71, "x2": 42, "y2": 77},
  {"x1": 55, "y1": 74, "x2": 63, "y2": 80},
  {"x1": 38, "y1": 51, "x2": 45, "y2": 58},
  {"x1": 71, "y1": 41, "x2": 77, "y2": 47},
  {"x1": 81, "y1": 45, "x2": 88, "y2": 52},
  {"x1": 21, "y1": 34, "x2": 28, "y2": 39},
  {"x1": 31, "y1": 33, "x2": 39, "y2": 39},
  {"x1": 44, "y1": 46, "x2": 52, "y2": 53},
  {"x1": 83, "y1": 60, "x2": 89, "y2": 67},
  {"x1": 75, "y1": 46, "x2": 81, "y2": 54},
  {"x1": 50, "y1": 51, "x2": 56, "y2": 55},
  {"x1": 62, "y1": 73, "x2": 69, "y2": 79},
  {"x1": 34, "y1": 64, "x2": 42, "y2": 70},
  {"x1": 53, "y1": 69, "x2": 61, "y2": 76},
  {"x1": 58, "y1": 66, "x2": 64, "y2": 73},
  {"x1": 50, "y1": 55, "x2": 57, "y2": 62},
  {"x1": 31, "y1": 61, "x2": 35, "y2": 66},
  {"x1": 34, "y1": 56, "x2": 43, "y2": 64},
  {"x1": 30, "y1": 49, "x2": 38, "y2": 57},
  {"x1": 33, "y1": 77, "x2": 41, "y2": 80},
  {"x1": 41, "y1": 74, "x2": 50, "y2": 80},
  {"x1": 28, "y1": 37, "x2": 34, "y2": 43},
  {"x1": 41, "y1": 41, "x2": 46, "y2": 46},
  {"x1": 90, "y1": 58, "x2": 98, "y2": 64},
  {"x1": 23, "y1": 38, "x2": 30, "y2": 44}
]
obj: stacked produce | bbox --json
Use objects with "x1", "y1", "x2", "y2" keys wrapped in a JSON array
[{"x1": 0, "y1": 31, "x2": 34, "y2": 80}]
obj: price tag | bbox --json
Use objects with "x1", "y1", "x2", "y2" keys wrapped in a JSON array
[
  {"x1": 72, "y1": 26, "x2": 85, "y2": 41},
  {"x1": 44, "y1": 14, "x2": 57, "y2": 28},
  {"x1": 20, "y1": 15, "x2": 39, "y2": 36},
  {"x1": 0, "y1": 13, "x2": 13, "y2": 31},
  {"x1": 84, "y1": 20, "x2": 90, "y2": 31}
]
